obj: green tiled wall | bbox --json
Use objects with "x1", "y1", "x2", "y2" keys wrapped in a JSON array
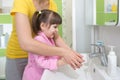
[
  {"x1": 54, "y1": 0, "x2": 62, "y2": 36},
  {"x1": 0, "y1": 1, "x2": 62, "y2": 36},
  {"x1": 0, "y1": 14, "x2": 12, "y2": 24},
  {"x1": 0, "y1": 15, "x2": 11, "y2": 57},
  {"x1": 0, "y1": 1, "x2": 62, "y2": 57},
  {"x1": 0, "y1": 49, "x2": 6, "y2": 57}
]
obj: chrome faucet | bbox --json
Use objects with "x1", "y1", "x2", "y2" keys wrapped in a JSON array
[{"x1": 89, "y1": 42, "x2": 108, "y2": 66}]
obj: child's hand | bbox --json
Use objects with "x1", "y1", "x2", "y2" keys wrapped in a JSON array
[{"x1": 57, "y1": 58, "x2": 66, "y2": 67}]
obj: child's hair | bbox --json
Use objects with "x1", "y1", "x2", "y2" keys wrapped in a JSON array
[{"x1": 32, "y1": 9, "x2": 62, "y2": 35}]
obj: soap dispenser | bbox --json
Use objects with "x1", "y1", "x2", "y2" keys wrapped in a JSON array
[{"x1": 107, "y1": 46, "x2": 117, "y2": 77}]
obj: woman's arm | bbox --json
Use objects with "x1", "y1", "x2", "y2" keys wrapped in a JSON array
[
  {"x1": 15, "y1": 13, "x2": 83, "y2": 69},
  {"x1": 15, "y1": 13, "x2": 64, "y2": 56},
  {"x1": 35, "y1": 56, "x2": 66, "y2": 70},
  {"x1": 54, "y1": 31, "x2": 84, "y2": 69}
]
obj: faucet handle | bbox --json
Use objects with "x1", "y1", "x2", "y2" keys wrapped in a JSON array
[
  {"x1": 91, "y1": 41, "x2": 105, "y2": 53},
  {"x1": 91, "y1": 41, "x2": 104, "y2": 47}
]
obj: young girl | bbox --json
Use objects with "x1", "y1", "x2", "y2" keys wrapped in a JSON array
[
  {"x1": 6, "y1": 0, "x2": 83, "y2": 80},
  {"x1": 22, "y1": 9, "x2": 66, "y2": 80}
]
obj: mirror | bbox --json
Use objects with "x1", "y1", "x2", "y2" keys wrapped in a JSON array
[{"x1": 94, "y1": 0, "x2": 118, "y2": 26}]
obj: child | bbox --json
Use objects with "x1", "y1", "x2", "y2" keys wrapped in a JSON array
[{"x1": 22, "y1": 9, "x2": 66, "y2": 80}]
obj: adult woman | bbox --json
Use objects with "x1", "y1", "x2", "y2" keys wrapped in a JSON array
[{"x1": 6, "y1": 0, "x2": 84, "y2": 80}]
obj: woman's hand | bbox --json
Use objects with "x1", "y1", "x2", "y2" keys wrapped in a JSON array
[
  {"x1": 54, "y1": 33, "x2": 84, "y2": 69},
  {"x1": 61, "y1": 49, "x2": 84, "y2": 70}
]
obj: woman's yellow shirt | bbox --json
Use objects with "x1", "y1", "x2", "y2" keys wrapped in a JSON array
[{"x1": 6, "y1": 0, "x2": 57, "y2": 59}]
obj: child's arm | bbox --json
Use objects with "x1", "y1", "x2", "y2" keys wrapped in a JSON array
[
  {"x1": 57, "y1": 58, "x2": 66, "y2": 67},
  {"x1": 34, "y1": 56, "x2": 58, "y2": 70},
  {"x1": 34, "y1": 56, "x2": 66, "y2": 70}
]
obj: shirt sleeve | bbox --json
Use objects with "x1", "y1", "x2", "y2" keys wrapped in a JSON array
[
  {"x1": 10, "y1": 0, "x2": 29, "y2": 16},
  {"x1": 50, "y1": 0, "x2": 58, "y2": 12},
  {"x1": 34, "y1": 55, "x2": 58, "y2": 70},
  {"x1": 34, "y1": 36, "x2": 58, "y2": 70}
]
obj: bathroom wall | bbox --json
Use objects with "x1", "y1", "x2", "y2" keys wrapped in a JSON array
[
  {"x1": 54, "y1": 0, "x2": 62, "y2": 36},
  {"x1": 61, "y1": 0, "x2": 92, "y2": 52},
  {"x1": 0, "y1": 0, "x2": 13, "y2": 57},
  {"x1": 72, "y1": 0, "x2": 92, "y2": 53},
  {"x1": 61, "y1": 0, "x2": 72, "y2": 47},
  {"x1": 94, "y1": 26, "x2": 120, "y2": 66},
  {"x1": 61, "y1": 0, "x2": 120, "y2": 67}
]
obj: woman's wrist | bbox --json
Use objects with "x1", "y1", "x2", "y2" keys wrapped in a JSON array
[{"x1": 58, "y1": 47, "x2": 66, "y2": 57}]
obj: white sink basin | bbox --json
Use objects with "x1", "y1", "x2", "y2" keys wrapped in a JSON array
[
  {"x1": 41, "y1": 53, "x2": 120, "y2": 80},
  {"x1": 88, "y1": 63, "x2": 112, "y2": 80},
  {"x1": 40, "y1": 53, "x2": 90, "y2": 80},
  {"x1": 41, "y1": 53, "x2": 90, "y2": 80},
  {"x1": 86, "y1": 55, "x2": 120, "y2": 80}
]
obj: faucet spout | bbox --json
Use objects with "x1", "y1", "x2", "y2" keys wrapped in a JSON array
[{"x1": 90, "y1": 43, "x2": 108, "y2": 67}]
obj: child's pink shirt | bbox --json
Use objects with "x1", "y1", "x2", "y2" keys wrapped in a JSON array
[{"x1": 22, "y1": 32, "x2": 59, "y2": 80}]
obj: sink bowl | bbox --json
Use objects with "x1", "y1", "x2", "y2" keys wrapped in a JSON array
[
  {"x1": 41, "y1": 53, "x2": 114, "y2": 80},
  {"x1": 42, "y1": 54, "x2": 120, "y2": 80},
  {"x1": 87, "y1": 55, "x2": 120, "y2": 80},
  {"x1": 88, "y1": 63, "x2": 112, "y2": 80},
  {"x1": 41, "y1": 65, "x2": 88, "y2": 80},
  {"x1": 40, "y1": 53, "x2": 90, "y2": 80},
  {"x1": 79, "y1": 53, "x2": 111, "y2": 80},
  {"x1": 41, "y1": 53, "x2": 91, "y2": 80}
]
